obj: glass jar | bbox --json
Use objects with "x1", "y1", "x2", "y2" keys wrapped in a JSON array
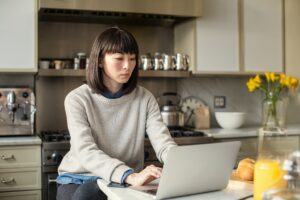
[
  {"x1": 254, "y1": 128, "x2": 296, "y2": 200},
  {"x1": 77, "y1": 52, "x2": 86, "y2": 69},
  {"x1": 263, "y1": 151, "x2": 300, "y2": 200}
]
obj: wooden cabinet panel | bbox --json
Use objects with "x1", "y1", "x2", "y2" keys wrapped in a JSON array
[
  {"x1": 195, "y1": 0, "x2": 239, "y2": 72},
  {"x1": 0, "y1": 146, "x2": 41, "y2": 168},
  {"x1": 0, "y1": 167, "x2": 41, "y2": 192},
  {"x1": 243, "y1": 0, "x2": 283, "y2": 72},
  {"x1": 285, "y1": 0, "x2": 300, "y2": 79},
  {"x1": 0, "y1": 0, "x2": 37, "y2": 72},
  {"x1": 0, "y1": 190, "x2": 41, "y2": 200}
]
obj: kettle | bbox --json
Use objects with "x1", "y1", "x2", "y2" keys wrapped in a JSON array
[{"x1": 157, "y1": 92, "x2": 184, "y2": 127}]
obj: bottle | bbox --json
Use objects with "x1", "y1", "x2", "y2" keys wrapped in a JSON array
[
  {"x1": 253, "y1": 128, "x2": 296, "y2": 200},
  {"x1": 263, "y1": 151, "x2": 300, "y2": 200}
]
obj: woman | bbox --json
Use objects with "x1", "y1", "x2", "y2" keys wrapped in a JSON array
[{"x1": 56, "y1": 27, "x2": 177, "y2": 200}]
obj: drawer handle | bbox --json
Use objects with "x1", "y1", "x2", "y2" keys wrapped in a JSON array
[
  {"x1": 48, "y1": 178, "x2": 57, "y2": 184},
  {"x1": 1, "y1": 177, "x2": 15, "y2": 184},
  {"x1": 1, "y1": 155, "x2": 15, "y2": 160}
]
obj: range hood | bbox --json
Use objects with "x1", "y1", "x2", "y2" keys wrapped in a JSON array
[{"x1": 39, "y1": 0, "x2": 202, "y2": 26}]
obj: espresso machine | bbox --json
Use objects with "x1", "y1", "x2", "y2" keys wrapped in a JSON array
[{"x1": 0, "y1": 87, "x2": 36, "y2": 136}]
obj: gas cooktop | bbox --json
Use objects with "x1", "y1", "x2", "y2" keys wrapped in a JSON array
[{"x1": 41, "y1": 130, "x2": 70, "y2": 142}]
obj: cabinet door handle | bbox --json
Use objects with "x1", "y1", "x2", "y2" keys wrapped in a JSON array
[
  {"x1": 1, "y1": 177, "x2": 15, "y2": 184},
  {"x1": 1, "y1": 155, "x2": 15, "y2": 160}
]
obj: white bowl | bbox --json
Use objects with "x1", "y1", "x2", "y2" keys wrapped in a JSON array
[{"x1": 215, "y1": 112, "x2": 246, "y2": 129}]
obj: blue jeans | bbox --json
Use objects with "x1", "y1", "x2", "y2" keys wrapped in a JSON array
[{"x1": 56, "y1": 181, "x2": 107, "y2": 200}]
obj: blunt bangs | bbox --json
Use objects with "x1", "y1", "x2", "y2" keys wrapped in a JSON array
[{"x1": 104, "y1": 31, "x2": 139, "y2": 56}]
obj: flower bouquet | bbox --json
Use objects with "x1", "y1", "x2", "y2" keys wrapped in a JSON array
[{"x1": 246, "y1": 73, "x2": 298, "y2": 132}]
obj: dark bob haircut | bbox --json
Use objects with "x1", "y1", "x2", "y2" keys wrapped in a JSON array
[{"x1": 86, "y1": 27, "x2": 139, "y2": 95}]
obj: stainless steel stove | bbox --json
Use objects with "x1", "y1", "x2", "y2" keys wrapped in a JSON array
[{"x1": 41, "y1": 130, "x2": 70, "y2": 200}]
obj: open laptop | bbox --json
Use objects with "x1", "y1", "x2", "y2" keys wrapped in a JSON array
[{"x1": 129, "y1": 141, "x2": 241, "y2": 199}]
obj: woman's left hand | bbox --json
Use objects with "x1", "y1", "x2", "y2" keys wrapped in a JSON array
[{"x1": 125, "y1": 165, "x2": 162, "y2": 186}]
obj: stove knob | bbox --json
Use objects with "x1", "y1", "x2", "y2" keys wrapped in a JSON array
[{"x1": 51, "y1": 152, "x2": 63, "y2": 165}]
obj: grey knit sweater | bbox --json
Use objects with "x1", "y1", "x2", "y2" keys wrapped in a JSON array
[{"x1": 58, "y1": 84, "x2": 177, "y2": 183}]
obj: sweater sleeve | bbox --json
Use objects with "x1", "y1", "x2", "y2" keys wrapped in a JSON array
[
  {"x1": 145, "y1": 93, "x2": 177, "y2": 163},
  {"x1": 64, "y1": 93, "x2": 132, "y2": 183}
]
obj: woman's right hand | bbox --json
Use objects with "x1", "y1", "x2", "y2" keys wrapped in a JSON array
[{"x1": 125, "y1": 165, "x2": 162, "y2": 186}]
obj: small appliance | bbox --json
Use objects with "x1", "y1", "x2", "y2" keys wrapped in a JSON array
[{"x1": 0, "y1": 87, "x2": 36, "y2": 136}]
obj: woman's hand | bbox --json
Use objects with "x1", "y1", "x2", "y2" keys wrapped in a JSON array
[{"x1": 125, "y1": 165, "x2": 162, "y2": 186}]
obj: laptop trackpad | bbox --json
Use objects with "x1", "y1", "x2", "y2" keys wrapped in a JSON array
[{"x1": 129, "y1": 182, "x2": 159, "y2": 196}]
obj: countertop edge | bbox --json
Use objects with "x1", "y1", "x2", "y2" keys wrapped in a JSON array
[{"x1": 0, "y1": 136, "x2": 42, "y2": 146}]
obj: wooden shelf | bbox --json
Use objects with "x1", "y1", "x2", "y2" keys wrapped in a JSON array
[
  {"x1": 37, "y1": 69, "x2": 191, "y2": 78},
  {"x1": 38, "y1": 69, "x2": 85, "y2": 77},
  {"x1": 140, "y1": 70, "x2": 190, "y2": 78}
]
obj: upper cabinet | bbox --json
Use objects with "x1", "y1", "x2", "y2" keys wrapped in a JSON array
[
  {"x1": 285, "y1": 0, "x2": 300, "y2": 80},
  {"x1": 243, "y1": 0, "x2": 283, "y2": 72},
  {"x1": 175, "y1": 0, "x2": 284, "y2": 74},
  {"x1": 195, "y1": 0, "x2": 239, "y2": 73},
  {"x1": 0, "y1": 0, "x2": 37, "y2": 72}
]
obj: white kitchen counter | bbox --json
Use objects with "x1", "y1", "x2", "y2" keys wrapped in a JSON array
[
  {"x1": 199, "y1": 124, "x2": 300, "y2": 139},
  {"x1": 0, "y1": 135, "x2": 41, "y2": 146},
  {"x1": 97, "y1": 179, "x2": 253, "y2": 200}
]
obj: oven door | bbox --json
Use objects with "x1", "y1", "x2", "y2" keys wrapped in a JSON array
[{"x1": 43, "y1": 173, "x2": 58, "y2": 200}]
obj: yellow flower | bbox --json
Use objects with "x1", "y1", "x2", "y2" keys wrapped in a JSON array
[
  {"x1": 285, "y1": 77, "x2": 293, "y2": 89},
  {"x1": 247, "y1": 81, "x2": 257, "y2": 92},
  {"x1": 270, "y1": 73, "x2": 279, "y2": 82},
  {"x1": 253, "y1": 75, "x2": 262, "y2": 84},
  {"x1": 247, "y1": 77, "x2": 261, "y2": 92},
  {"x1": 265, "y1": 72, "x2": 271, "y2": 82},
  {"x1": 247, "y1": 72, "x2": 299, "y2": 95},
  {"x1": 290, "y1": 77, "x2": 299, "y2": 89},
  {"x1": 279, "y1": 73, "x2": 286, "y2": 86}
]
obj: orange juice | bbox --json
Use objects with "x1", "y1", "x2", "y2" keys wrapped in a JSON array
[{"x1": 254, "y1": 159, "x2": 286, "y2": 200}]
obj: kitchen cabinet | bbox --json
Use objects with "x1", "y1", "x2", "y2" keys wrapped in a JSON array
[
  {"x1": 0, "y1": 145, "x2": 41, "y2": 199},
  {"x1": 0, "y1": 190, "x2": 41, "y2": 200},
  {"x1": 195, "y1": 0, "x2": 240, "y2": 73},
  {"x1": 0, "y1": 0, "x2": 37, "y2": 72},
  {"x1": 285, "y1": 0, "x2": 300, "y2": 80},
  {"x1": 243, "y1": 0, "x2": 283, "y2": 73},
  {"x1": 175, "y1": 0, "x2": 283, "y2": 74}
]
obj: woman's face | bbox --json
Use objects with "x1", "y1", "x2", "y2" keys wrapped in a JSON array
[{"x1": 102, "y1": 53, "x2": 136, "y2": 85}]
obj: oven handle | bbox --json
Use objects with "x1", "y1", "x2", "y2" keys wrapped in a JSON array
[{"x1": 48, "y1": 178, "x2": 57, "y2": 184}]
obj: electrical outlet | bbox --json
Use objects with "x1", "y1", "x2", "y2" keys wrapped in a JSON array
[{"x1": 214, "y1": 96, "x2": 226, "y2": 108}]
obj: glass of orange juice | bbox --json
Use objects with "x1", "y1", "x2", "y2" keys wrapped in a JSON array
[{"x1": 253, "y1": 159, "x2": 287, "y2": 200}]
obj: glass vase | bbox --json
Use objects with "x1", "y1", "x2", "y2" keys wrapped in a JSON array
[{"x1": 262, "y1": 97, "x2": 287, "y2": 133}]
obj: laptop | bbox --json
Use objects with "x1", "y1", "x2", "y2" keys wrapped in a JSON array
[{"x1": 129, "y1": 141, "x2": 241, "y2": 199}]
